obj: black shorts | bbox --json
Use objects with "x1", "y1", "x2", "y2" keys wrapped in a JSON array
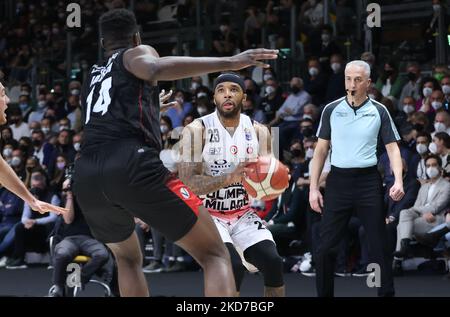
[{"x1": 73, "y1": 140, "x2": 201, "y2": 244}]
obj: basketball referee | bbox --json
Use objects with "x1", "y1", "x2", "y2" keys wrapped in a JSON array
[{"x1": 309, "y1": 60, "x2": 404, "y2": 297}]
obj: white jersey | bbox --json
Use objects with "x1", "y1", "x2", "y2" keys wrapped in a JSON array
[{"x1": 200, "y1": 111, "x2": 259, "y2": 215}]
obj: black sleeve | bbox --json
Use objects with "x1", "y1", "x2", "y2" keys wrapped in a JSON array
[
  {"x1": 375, "y1": 103, "x2": 400, "y2": 144},
  {"x1": 316, "y1": 103, "x2": 335, "y2": 140}
]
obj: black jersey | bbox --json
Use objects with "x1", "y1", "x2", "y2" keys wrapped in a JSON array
[{"x1": 80, "y1": 48, "x2": 162, "y2": 151}]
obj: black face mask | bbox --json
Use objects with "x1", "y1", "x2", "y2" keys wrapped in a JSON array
[
  {"x1": 385, "y1": 70, "x2": 394, "y2": 77},
  {"x1": 407, "y1": 72, "x2": 416, "y2": 81},
  {"x1": 32, "y1": 139, "x2": 42, "y2": 147},
  {"x1": 245, "y1": 89, "x2": 254, "y2": 95},
  {"x1": 291, "y1": 86, "x2": 300, "y2": 94},
  {"x1": 291, "y1": 149, "x2": 303, "y2": 157},
  {"x1": 302, "y1": 127, "x2": 313, "y2": 138},
  {"x1": 30, "y1": 187, "x2": 46, "y2": 199},
  {"x1": 19, "y1": 144, "x2": 29, "y2": 153},
  {"x1": 413, "y1": 123, "x2": 424, "y2": 132}
]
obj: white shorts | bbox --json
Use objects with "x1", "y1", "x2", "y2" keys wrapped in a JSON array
[{"x1": 212, "y1": 210, "x2": 275, "y2": 272}]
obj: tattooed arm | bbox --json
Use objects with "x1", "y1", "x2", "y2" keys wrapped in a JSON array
[{"x1": 178, "y1": 120, "x2": 244, "y2": 196}]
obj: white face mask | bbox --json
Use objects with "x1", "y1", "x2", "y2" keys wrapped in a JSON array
[
  {"x1": 191, "y1": 82, "x2": 200, "y2": 91},
  {"x1": 330, "y1": 63, "x2": 341, "y2": 73},
  {"x1": 434, "y1": 122, "x2": 447, "y2": 133},
  {"x1": 423, "y1": 87, "x2": 433, "y2": 98},
  {"x1": 305, "y1": 148, "x2": 314, "y2": 159},
  {"x1": 160, "y1": 125, "x2": 169, "y2": 134},
  {"x1": 265, "y1": 86, "x2": 275, "y2": 95},
  {"x1": 431, "y1": 101, "x2": 442, "y2": 110},
  {"x1": 426, "y1": 166, "x2": 440, "y2": 179},
  {"x1": 263, "y1": 74, "x2": 273, "y2": 82},
  {"x1": 303, "y1": 114, "x2": 313, "y2": 120},
  {"x1": 73, "y1": 142, "x2": 81, "y2": 152},
  {"x1": 197, "y1": 107, "x2": 207, "y2": 116},
  {"x1": 309, "y1": 67, "x2": 319, "y2": 77},
  {"x1": 11, "y1": 156, "x2": 21, "y2": 167},
  {"x1": 403, "y1": 105, "x2": 415, "y2": 114},
  {"x1": 70, "y1": 89, "x2": 80, "y2": 96},
  {"x1": 197, "y1": 92, "x2": 207, "y2": 99},
  {"x1": 416, "y1": 143, "x2": 428, "y2": 155},
  {"x1": 368, "y1": 94, "x2": 376, "y2": 100},
  {"x1": 321, "y1": 33, "x2": 331, "y2": 43},
  {"x1": 2, "y1": 148, "x2": 12, "y2": 157},
  {"x1": 37, "y1": 101, "x2": 46, "y2": 108},
  {"x1": 442, "y1": 85, "x2": 450, "y2": 95},
  {"x1": 429, "y1": 142, "x2": 438, "y2": 154},
  {"x1": 42, "y1": 127, "x2": 50, "y2": 134}
]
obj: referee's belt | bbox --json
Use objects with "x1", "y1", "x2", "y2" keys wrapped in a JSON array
[{"x1": 330, "y1": 165, "x2": 378, "y2": 175}]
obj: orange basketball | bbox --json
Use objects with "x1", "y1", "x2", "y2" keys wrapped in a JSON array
[{"x1": 243, "y1": 156, "x2": 289, "y2": 201}]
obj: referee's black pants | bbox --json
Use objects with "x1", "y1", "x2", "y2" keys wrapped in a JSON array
[{"x1": 316, "y1": 166, "x2": 395, "y2": 297}]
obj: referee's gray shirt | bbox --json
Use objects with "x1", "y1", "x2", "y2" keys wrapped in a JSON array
[{"x1": 316, "y1": 96, "x2": 400, "y2": 168}]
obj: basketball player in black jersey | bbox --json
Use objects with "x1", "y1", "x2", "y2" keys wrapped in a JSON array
[{"x1": 73, "y1": 9, "x2": 278, "y2": 297}]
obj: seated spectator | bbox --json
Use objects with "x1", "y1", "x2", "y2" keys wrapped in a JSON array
[
  {"x1": 193, "y1": 96, "x2": 213, "y2": 117},
  {"x1": 410, "y1": 111, "x2": 431, "y2": 134},
  {"x1": 394, "y1": 96, "x2": 417, "y2": 128},
  {"x1": 303, "y1": 57, "x2": 328, "y2": 107},
  {"x1": 244, "y1": 78, "x2": 262, "y2": 108},
  {"x1": 242, "y1": 97, "x2": 266, "y2": 124},
  {"x1": 50, "y1": 154, "x2": 68, "y2": 193},
  {"x1": 1, "y1": 127, "x2": 18, "y2": 149},
  {"x1": 65, "y1": 95, "x2": 82, "y2": 132},
  {"x1": 398, "y1": 62, "x2": 422, "y2": 111},
  {"x1": 414, "y1": 132, "x2": 432, "y2": 181},
  {"x1": 160, "y1": 115, "x2": 173, "y2": 149},
  {"x1": 419, "y1": 210, "x2": 450, "y2": 249},
  {"x1": 271, "y1": 77, "x2": 311, "y2": 157},
  {"x1": 55, "y1": 129, "x2": 76, "y2": 164},
  {"x1": 430, "y1": 132, "x2": 450, "y2": 177},
  {"x1": 416, "y1": 77, "x2": 440, "y2": 113},
  {"x1": 10, "y1": 148, "x2": 26, "y2": 181},
  {"x1": 28, "y1": 94, "x2": 48, "y2": 125},
  {"x1": 325, "y1": 54, "x2": 345, "y2": 104},
  {"x1": 441, "y1": 75, "x2": 450, "y2": 109},
  {"x1": 361, "y1": 51, "x2": 379, "y2": 83},
  {"x1": 394, "y1": 155, "x2": 450, "y2": 260},
  {"x1": 0, "y1": 190, "x2": 23, "y2": 267},
  {"x1": 211, "y1": 19, "x2": 238, "y2": 57},
  {"x1": 163, "y1": 90, "x2": 193, "y2": 128},
  {"x1": 260, "y1": 78, "x2": 285, "y2": 123},
  {"x1": 9, "y1": 107, "x2": 30, "y2": 140},
  {"x1": 310, "y1": 25, "x2": 341, "y2": 75},
  {"x1": 431, "y1": 110, "x2": 450, "y2": 137},
  {"x1": 5, "y1": 169, "x2": 59, "y2": 269},
  {"x1": 31, "y1": 130, "x2": 57, "y2": 175},
  {"x1": 48, "y1": 179, "x2": 111, "y2": 297},
  {"x1": 17, "y1": 92, "x2": 33, "y2": 122},
  {"x1": 375, "y1": 60, "x2": 407, "y2": 104},
  {"x1": 1, "y1": 142, "x2": 14, "y2": 165}
]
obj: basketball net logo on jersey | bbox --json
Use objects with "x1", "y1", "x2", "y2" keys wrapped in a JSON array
[
  {"x1": 200, "y1": 111, "x2": 258, "y2": 214},
  {"x1": 85, "y1": 53, "x2": 117, "y2": 124}
]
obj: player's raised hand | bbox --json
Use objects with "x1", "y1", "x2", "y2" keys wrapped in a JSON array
[
  {"x1": 159, "y1": 89, "x2": 177, "y2": 112},
  {"x1": 229, "y1": 49, "x2": 279, "y2": 70}
]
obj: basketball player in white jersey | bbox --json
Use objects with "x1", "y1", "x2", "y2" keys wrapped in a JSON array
[{"x1": 179, "y1": 73, "x2": 285, "y2": 297}]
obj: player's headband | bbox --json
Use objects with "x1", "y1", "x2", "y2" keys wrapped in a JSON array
[{"x1": 213, "y1": 73, "x2": 245, "y2": 92}]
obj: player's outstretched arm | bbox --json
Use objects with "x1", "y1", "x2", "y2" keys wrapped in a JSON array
[
  {"x1": 178, "y1": 121, "x2": 243, "y2": 195},
  {"x1": 0, "y1": 157, "x2": 67, "y2": 215},
  {"x1": 123, "y1": 45, "x2": 278, "y2": 82}
]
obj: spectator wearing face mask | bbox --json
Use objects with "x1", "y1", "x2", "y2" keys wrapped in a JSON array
[
  {"x1": 194, "y1": 97, "x2": 213, "y2": 117},
  {"x1": 375, "y1": 60, "x2": 407, "y2": 103},
  {"x1": 311, "y1": 25, "x2": 341, "y2": 75},
  {"x1": 260, "y1": 78, "x2": 285, "y2": 123},
  {"x1": 8, "y1": 108, "x2": 31, "y2": 140},
  {"x1": 65, "y1": 95, "x2": 82, "y2": 132},
  {"x1": 10, "y1": 149, "x2": 26, "y2": 181},
  {"x1": 160, "y1": 115, "x2": 173, "y2": 150},
  {"x1": 40, "y1": 117, "x2": 55, "y2": 140},
  {"x1": 293, "y1": 117, "x2": 315, "y2": 142},
  {"x1": 55, "y1": 129, "x2": 76, "y2": 164},
  {"x1": 325, "y1": 54, "x2": 346, "y2": 104},
  {"x1": 28, "y1": 94, "x2": 48, "y2": 125},
  {"x1": 50, "y1": 154, "x2": 68, "y2": 193},
  {"x1": 242, "y1": 97, "x2": 266, "y2": 124},
  {"x1": 270, "y1": 77, "x2": 311, "y2": 159},
  {"x1": 393, "y1": 155, "x2": 450, "y2": 265},
  {"x1": 398, "y1": 62, "x2": 422, "y2": 112},
  {"x1": 5, "y1": 169, "x2": 60, "y2": 269},
  {"x1": 394, "y1": 96, "x2": 417, "y2": 128},
  {"x1": 189, "y1": 76, "x2": 207, "y2": 97},
  {"x1": 164, "y1": 90, "x2": 193, "y2": 128},
  {"x1": 440, "y1": 75, "x2": 450, "y2": 109},
  {"x1": 2, "y1": 144, "x2": 14, "y2": 165},
  {"x1": 17, "y1": 93, "x2": 33, "y2": 123},
  {"x1": 416, "y1": 77, "x2": 440, "y2": 112},
  {"x1": 414, "y1": 132, "x2": 433, "y2": 182},
  {"x1": 430, "y1": 132, "x2": 450, "y2": 176},
  {"x1": 31, "y1": 130, "x2": 57, "y2": 176},
  {"x1": 211, "y1": 19, "x2": 238, "y2": 57},
  {"x1": 303, "y1": 58, "x2": 328, "y2": 107},
  {"x1": 72, "y1": 133, "x2": 82, "y2": 153},
  {"x1": 420, "y1": 89, "x2": 445, "y2": 121},
  {"x1": 432, "y1": 110, "x2": 450, "y2": 137}
]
